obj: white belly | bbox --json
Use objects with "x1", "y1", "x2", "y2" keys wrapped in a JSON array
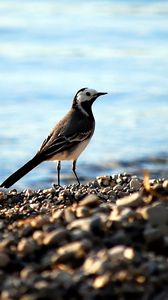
[{"x1": 48, "y1": 138, "x2": 91, "y2": 161}]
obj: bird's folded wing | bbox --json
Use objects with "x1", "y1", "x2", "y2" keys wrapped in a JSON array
[{"x1": 39, "y1": 130, "x2": 92, "y2": 158}]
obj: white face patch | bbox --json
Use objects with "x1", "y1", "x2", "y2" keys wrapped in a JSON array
[{"x1": 76, "y1": 88, "x2": 98, "y2": 105}]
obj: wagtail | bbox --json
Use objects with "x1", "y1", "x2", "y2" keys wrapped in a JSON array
[{"x1": 0, "y1": 88, "x2": 107, "y2": 188}]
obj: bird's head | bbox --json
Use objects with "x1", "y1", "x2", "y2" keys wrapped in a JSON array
[{"x1": 72, "y1": 88, "x2": 107, "y2": 115}]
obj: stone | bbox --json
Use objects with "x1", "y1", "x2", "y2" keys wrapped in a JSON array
[
  {"x1": 109, "y1": 245, "x2": 126, "y2": 259},
  {"x1": 96, "y1": 176, "x2": 112, "y2": 187},
  {"x1": 17, "y1": 238, "x2": 38, "y2": 255},
  {"x1": 24, "y1": 189, "x2": 34, "y2": 197},
  {"x1": 64, "y1": 208, "x2": 76, "y2": 223},
  {"x1": 0, "y1": 191, "x2": 7, "y2": 201},
  {"x1": 116, "y1": 192, "x2": 142, "y2": 208},
  {"x1": 129, "y1": 178, "x2": 142, "y2": 191},
  {"x1": 76, "y1": 206, "x2": 90, "y2": 218},
  {"x1": 0, "y1": 252, "x2": 10, "y2": 267},
  {"x1": 79, "y1": 194, "x2": 101, "y2": 207},
  {"x1": 43, "y1": 228, "x2": 68, "y2": 246},
  {"x1": 124, "y1": 247, "x2": 135, "y2": 260},
  {"x1": 92, "y1": 273, "x2": 111, "y2": 288}
]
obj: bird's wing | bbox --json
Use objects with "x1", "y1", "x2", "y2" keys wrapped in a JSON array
[
  {"x1": 38, "y1": 108, "x2": 95, "y2": 159},
  {"x1": 40, "y1": 129, "x2": 92, "y2": 158}
]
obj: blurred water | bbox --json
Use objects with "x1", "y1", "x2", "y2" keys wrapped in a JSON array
[{"x1": 0, "y1": 0, "x2": 168, "y2": 189}]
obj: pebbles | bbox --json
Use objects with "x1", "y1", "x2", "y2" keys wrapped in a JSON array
[{"x1": 0, "y1": 173, "x2": 168, "y2": 299}]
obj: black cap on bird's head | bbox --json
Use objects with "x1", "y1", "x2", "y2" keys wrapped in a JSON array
[{"x1": 73, "y1": 87, "x2": 107, "y2": 109}]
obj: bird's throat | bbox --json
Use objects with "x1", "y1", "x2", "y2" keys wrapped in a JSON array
[{"x1": 77, "y1": 101, "x2": 94, "y2": 119}]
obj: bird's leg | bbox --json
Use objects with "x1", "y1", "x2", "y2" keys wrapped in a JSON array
[
  {"x1": 72, "y1": 160, "x2": 80, "y2": 186},
  {"x1": 57, "y1": 161, "x2": 61, "y2": 186}
]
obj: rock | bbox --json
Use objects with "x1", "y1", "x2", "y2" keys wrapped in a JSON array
[
  {"x1": 83, "y1": 252, "x2": 108, "y2": 275},
  {"x1": 116, "y1": 192, "x2": 143, "y2": 208},
  {"x1": 63, "y1": 208, "x2": 76, "y2": 223},
  {"x1": 24, "y1": 189, "x2": 34, "y2": 197},
  {"x1": 129, "y1": 178, "x2": 142, "y2": 191},
  {"x1": 57, "y1": 240, "x2": 91, "y2": 256},
  {"x1": 92, "y1": 272, "x2": 111, "y2": 288},
  {"x1": 34, "y1": 280, "x2": 48, "y2": 289},
  {"x1": 67, "y1": 217, "x2": 92, "y2": 231},
  {"x1": 0, "y1": 252, "x2": 10, "y2": 267},
  {"x1": 17, "y1": 238, "x2": 38, "y2": 255},
  {"x1": 113, "y1": 184, "x2": 123, "y2": 192},
  {"x1": 146, "y1": 205, "x2": 168, "y2": 228},
  {"x1": 144, "y1": 226, "x2": 162, "y2": 243},
  {"x1": 79, "y1": 194, "x2": 101, "y2": 207},
  {"x1": 30, "y1": 215, "x2": 49, "y2": 228},
  {"x1": 55, "y1": 241, "x2": 91, "y2": 267},
  {"x1": 43, "y1": 228, "x2": 69, "y2": 246},
  {"x1": 51, "y1": 209, "x2": 64, "y2": 221},
  {"x1": 124, "y1": 247, "x2": 135, "y2": 260},
  {"x1": 0, "y1": 191, "x2": 7, "y2": 201},
  {"x1": 120, "y1": 207, "x2": 135, "y2": 221},
  {"x1": 109, "y1": 245, "x2": 126, "y2": 259},
  {"x1": 76, "y1": 206, "x2": 90, "y2": 218},
  {"x1": 96, "y1": 176, "x2": 113, "y2": 187},
  {"x1": 20, "y1": 265, "x2": 36, "y2": 279}
]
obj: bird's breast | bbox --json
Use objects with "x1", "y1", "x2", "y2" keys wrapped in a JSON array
[{"x1": 47, "y1": 137, "x2": 91, "y2": 161}]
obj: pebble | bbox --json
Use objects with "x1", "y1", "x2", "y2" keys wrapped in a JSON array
[
  {"x1": 116, "y1": 192, "x2": 143, "y2": 208},
  {"x1": 78, "y1": 194, "x2": 101, "y2": 207},
  {"x1": 43, "y1": 228, "x2": 69, "y2": 246},
  {"x1": 55, "y1": 241, "x2": 91, "y2": 267},
  {"x1": 83, "y1": 252, "x2": 108, "y2": 275},
  {"x1": 30, "y1": 215, "x2": 49, "y2": 228},
  {"x1": 129, "y1": 177, "x2": 142, "y2": 191},
  {"x1": 76, "y1": 206, "x2": 90, "y2": 218},
  {"x1": 144, "y1": 226, "x2": 162, "y2": 243},
  {"x1": 17, "y1": 238, "x2": 38, "y2": 255},
  {"x1": 0, "y1": 191, "x2": 7, "y2": 201},
  {"x1": 96, "y1": 176, "x2": 112, "y2": 187},
  {"x1": 0, "y1": 252, "x2": 10, "y2": 267},
  {"x1": 146, "y1": 205, "x2": 168, "y2": 227},
  {"x1": 124, "y1": 247, "x2": 135, "y2": 260},
  {"x1": 109, "y1": 245, "x2": 126, "y2": 259},
  {"x1": 92, "y1": 272, "x2": 111, "y2": 288},
  {"x1": 24, "y1": 189, "x2": 34, "y2": 197},
  {"x1": 63, "y1": 207, "x2": 76, "y2": 223}
]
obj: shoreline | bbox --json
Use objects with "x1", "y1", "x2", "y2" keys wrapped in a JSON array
[{"x1": 0, "y1": 173, "x2": 168, "y2": 299}]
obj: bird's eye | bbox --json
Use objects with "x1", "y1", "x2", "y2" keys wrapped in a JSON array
[{"x1": 86, "y1": 92, "x2": 91, "y2": 96}]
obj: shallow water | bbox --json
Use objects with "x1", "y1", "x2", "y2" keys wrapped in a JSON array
[{"x1": 0, "y1": 0, "x2": 168, "y2": 188}]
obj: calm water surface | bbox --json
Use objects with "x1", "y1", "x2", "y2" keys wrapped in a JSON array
[{"x1": 0, "y1": 1, "x2": 168, "y2": 188}]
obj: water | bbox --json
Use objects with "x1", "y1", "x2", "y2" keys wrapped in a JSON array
[{"x1": 0, "y1": 0, "x2": 168, "y2": 189}]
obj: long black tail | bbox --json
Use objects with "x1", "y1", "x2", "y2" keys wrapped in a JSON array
[{"x1": 0, "y1": 155, "x2": 43, "y2": 188}]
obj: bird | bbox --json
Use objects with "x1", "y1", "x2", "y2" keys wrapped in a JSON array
[{"x1": 0, "y1": 88, "x2": 107, "y2": 188}]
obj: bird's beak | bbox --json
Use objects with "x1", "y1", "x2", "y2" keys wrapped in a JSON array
[{"x1": 96, "y1": 92, "x2": 108, "y2": 97}]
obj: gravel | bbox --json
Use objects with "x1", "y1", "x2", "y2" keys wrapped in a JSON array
[{"x1": 0, "y1": 173, "x2": 168, "y2": 300}]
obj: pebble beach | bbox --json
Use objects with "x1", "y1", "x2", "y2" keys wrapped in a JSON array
[{"x1": 0, "y1": 173, "x2": 168, "y2": 300}]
